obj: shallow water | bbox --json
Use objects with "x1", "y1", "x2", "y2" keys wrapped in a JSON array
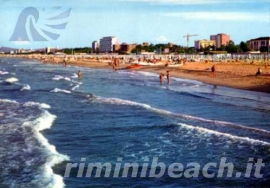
[{"x1": 0, "y1": 57, "x2": 270, "y2": 187}]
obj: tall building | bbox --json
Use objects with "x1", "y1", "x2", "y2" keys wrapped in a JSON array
[
  {"x1": 46, "y1": 47, "x2": 51, "y2": 54},
  {"x1": 210, "y1": 33, "x2": 230, "y2": 49},
  {"x1": 92, "y1": 41, "x2": 99, "y2": 53},
  {"x1": 99, "y1": 36, "x2": 119, "y2": 53},
  {"x1": 194, "y1": 40, "x2": 216, "y2": 50},
  {"x1": 248, "y1": 37, "x2": 270, "y2": 51}
]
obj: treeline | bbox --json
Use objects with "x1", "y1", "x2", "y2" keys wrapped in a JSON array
[
  {"x1": 63, "y1": 47, "x2": 92, "y2": 54},
  {"x1": 131, "y1": 44, "x2": 195, "y2": 54},
  {"x1": 132, "y1": 41, "x2": 256, "y2": 54},
  {"x1": 62, "y1": 40, "x2": 266, "y2": 55}
]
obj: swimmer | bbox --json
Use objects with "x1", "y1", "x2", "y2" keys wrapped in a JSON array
[
  {"x1": 166, "y1": 70, "x2": 170, "y2": 84},
  {"x1": 78, "y1": 70, "x2": 82, "y2": 79}
]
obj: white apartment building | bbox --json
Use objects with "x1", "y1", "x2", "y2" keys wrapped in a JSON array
[
  {"x1": 92, "y1": 41, "x2": 99, "y2": 53},
  {"x1": 99, "y1": 36, "x2": 119, "y2": 53}
]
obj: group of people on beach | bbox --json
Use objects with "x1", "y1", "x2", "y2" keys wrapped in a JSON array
[{"x1": 159, "y1": 71, "x2": 170, "y2": 85}]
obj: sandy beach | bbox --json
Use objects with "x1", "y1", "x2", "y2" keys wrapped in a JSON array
[
  {"x1": 57, "y1": 58, "x2": 270, "y2": 93},
  {"x1": 3, "y1": 54, "x2": 270, "y2": 93}
]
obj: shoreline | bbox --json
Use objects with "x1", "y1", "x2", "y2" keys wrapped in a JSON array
[
  {"x1": 2, "y1": 55, "x2": 270, "y2": 93},
  {"x1": 64, "y1": 60, "x2": 270, "y2": 94}
]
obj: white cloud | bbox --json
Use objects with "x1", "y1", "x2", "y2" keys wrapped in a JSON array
[
  {"x1": 155, "y1": 35, "x2": 169, "y2": 42},
  {"x1": 163, "y1": 12, "x2": 268, "y2": 22}
]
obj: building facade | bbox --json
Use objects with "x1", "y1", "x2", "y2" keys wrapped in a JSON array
[
  {"x1": 92, "y1": 41, "x2": 99, "y2": 53},
  {"x1": 113, "y1": 43, "x2": 137, "y2": 54},
  {"x1": 248, "y1": 37, "x2": 270, "y2": 51},
  {"x1": 99, "y1": 36, "x2": 119, "y2": 53},
  {"x1": 194, "y1": 40, "x2": 216, "y2": 50},
  {"x1": 210, "y1": 33, "x2": 230, "y2": 49}
]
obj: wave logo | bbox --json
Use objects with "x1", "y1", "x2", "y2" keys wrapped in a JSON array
[{"x1": 10, "y1": 7, "x2": 71, "y2": 42}]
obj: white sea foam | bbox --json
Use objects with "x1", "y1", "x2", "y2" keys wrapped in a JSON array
[
  {"x1": 50, "y1": 88, "x2": 71, "y2": 94},
  {"x1": 0, "y1": 70, "x2": 9, "y2": 75},
  {"x1": 1, "y1": 99, "x2": 69, "y2": 188},
  {"x1": 71, "y1": 73, "x2": 78, "y2": 78},
  {"x1": 178, "y1": 123, "x2": 270, "y2": 146},
  {"x1": 71, "y1": 85, "x2": 80, "y2": 91},
  {"x1": 53, "y1": 75, "x2": 63, "y2": 81},
  {"x1": 0, "y1": 99, "x2": 18, "y2": 104},
  {"x1": 137, "y1": 71, "x2": 159, "y2": 77},
  {"x1": 52, "y1": 75, "x2": 71, "y2": 81},
  {"x1": 71, "y1": 80, "x2": 83, "y2": 85},
  {"x1": 5, "y1": 77, "x2": 19, "y2": 83},
  {"x1": 23, "y1": 102, "x2": 51, "y2": 109},
  {"x1": 23, "y1": 108, "x2": 69, "y2": 188},
  {"x1": 20, "y1": 84, "x2": 31, "y2": 91},
  {"x1": 64, "y1": 77, "x2": 71, "y2": 81},
  {"x1": 94, "y1": 97, "x2": 151, "y2": 109}
]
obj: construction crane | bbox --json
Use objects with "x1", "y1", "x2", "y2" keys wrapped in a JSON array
[{"x1": 183, "y1": 34, "x2": 198, "y2": 48}]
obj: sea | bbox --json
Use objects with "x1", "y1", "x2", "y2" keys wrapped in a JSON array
[{"x1": 0, "y1": 57, "x2": 270, "y2": 188}]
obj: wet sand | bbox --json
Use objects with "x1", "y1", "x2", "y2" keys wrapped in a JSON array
[
  {"x1": 67, "y1": 59, "x2": 270, "y2": 93},
  {"x1": 4, "y1": 55, "x2": 270, "y2": 93}
]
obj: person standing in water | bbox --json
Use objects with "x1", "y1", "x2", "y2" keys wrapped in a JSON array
[
  {"x1": 159, "y1": 73, "x2": 164, "y2": 84},
  {"x1": 78, "y1": 70, "x2": 82, "y2": 79},
  {"x1": 166, "y1": 70, "x2": 170, "y2": 84}
]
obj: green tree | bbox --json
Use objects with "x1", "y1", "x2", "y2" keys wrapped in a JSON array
[
  {"x1": 239, "y1": 41, "x2": 251, "y2": 52},
  {"x1": 226, "y1": 40, "x2": 240, "y2": 53}
]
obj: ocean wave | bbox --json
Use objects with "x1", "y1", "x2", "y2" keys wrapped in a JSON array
[
  {"x1": 23, "y1": 101, "x2": 51, "y2": 109},
  {"x1": 178, "y1": 123, "x2": 270, "y2": 146},
  {"x1": 71, "y1": 85, "x2": 80, "y2": 91},
  {"x1": 0, "y1": 99, "x2": 69, "y2": 188},
  {"x1": 91, "y1": 96, "x2": 270, "y2": 145},
  {"x1": 5, "y1": 77, "x2": 19, "y2": 84},
  {"x1": 137, "y1": 71, "x2": 159, "y2": 78},
  {"x1": 52, "y1": 75, "x2": 71, "y2": 81},
  {"x1": 0, "y1": 98, "x2": 18, "y2": 104},
  {"x1": 50, "y1": 88, "x2": 71, "y2": 94},
  {"x1": 24, "y1": 111, "x2": 69, "y2": 188},
  {"x1": 20, "y1": 84, "x2": 31, "y2": 91},
  {"x1": 0, "y1": 70, "x2": 9, "y2": 75},
  {"x1": 71, "y1": 73, "x2": 78, "y2": 78}
]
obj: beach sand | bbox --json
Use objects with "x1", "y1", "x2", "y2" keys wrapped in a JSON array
[
  {"x1": 66, "y1": 59, "x2": 270, "y2": 93},
  {"x1": 5, "y1": 55, "x2": 270, "y2": 93}
]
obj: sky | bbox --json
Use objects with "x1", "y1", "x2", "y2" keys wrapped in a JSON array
[{"x1": 0, "y1": 0, "x2": 269, "y2": 49}]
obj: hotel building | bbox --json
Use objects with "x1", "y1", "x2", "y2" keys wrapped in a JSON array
[
  {"x1": 99, "y1": 36, "x2": 119, "y2": 53},
  {"x1": 113, "y1": 43, "x2": 137, "y2": 54},
  {"x1": 210, "y1": 33, "x2": 230, "y2": 49},
  {"x1": 92, "y1": 41, "x2": 99, "y2": 53},
  {"x1": 194, "y1": 40, "x2": 216, "y2": 50},
  {"x1": 248, "y1": 37, "x2": 270, "y2": 51}
]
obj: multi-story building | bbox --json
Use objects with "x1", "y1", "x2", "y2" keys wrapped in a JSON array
[
  {"x1": 210, "y1": 33, "x2": 230, "y2": 49},
  {"x1": 113, "y1": 43, "x2": 137, "y2": 54},
  {"x1": 194, "y1": 40, "x2": 216, "y2": 50},
  {"x1": 92, "y1": 41, "x2": 99, "y2": 53},
  {"x1": 248, "y1": 37, "x2": 270, "y2": 51},
  {"x1": 99, "y1": 36, "x2": 119, "y2": 53}
]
